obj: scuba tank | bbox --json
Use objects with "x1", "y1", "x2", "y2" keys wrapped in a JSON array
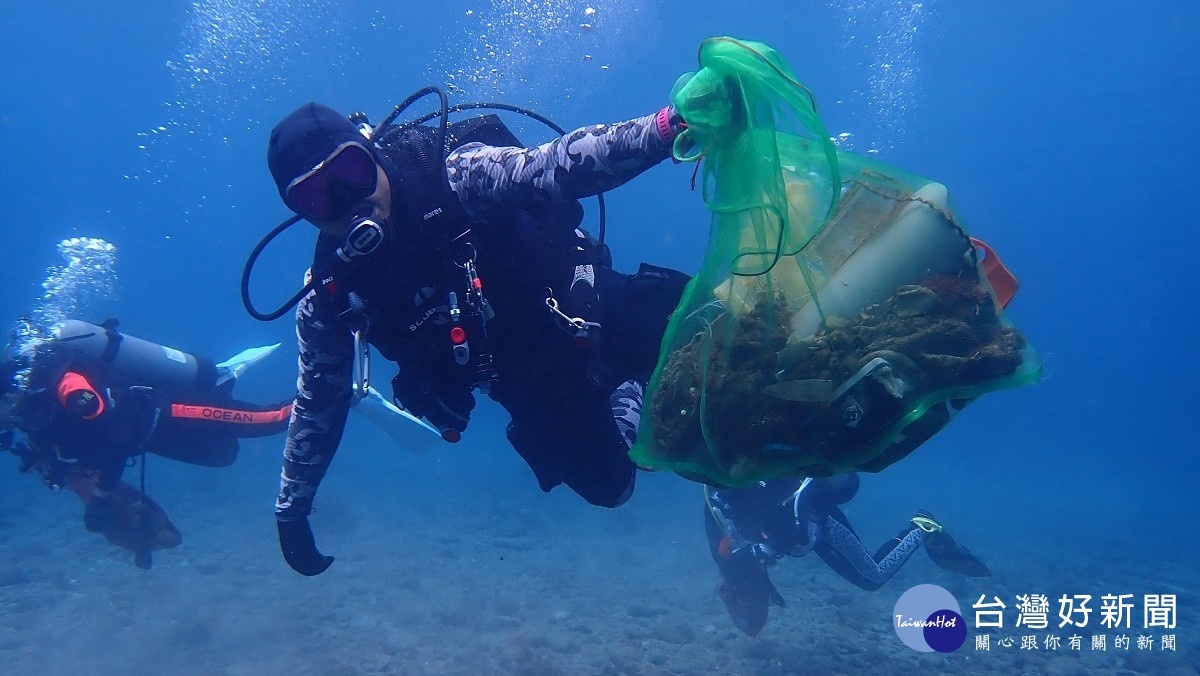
[
  {"x1": 54, "y1": 319, "x2": 217, "y2": 392},
  {"x1": 788, "y1": 181, "x2": 969, "y2": 338}
]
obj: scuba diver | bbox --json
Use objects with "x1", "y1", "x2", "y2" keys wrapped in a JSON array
[
  {"x1": 705, "y1": 474, "x2": 991, "y2": 636},
  {"x1": 250, "y1": 86, "x2": 713, "y2": 576},
  {"x1": 0, "y1": 319, "x2": 292, "y2": 569}
]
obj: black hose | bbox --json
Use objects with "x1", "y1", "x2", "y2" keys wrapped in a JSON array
[
  {"x1": 397, "y1": 101, "x2": 608, "y2": 245},
  {"x1": 409, "y1": 101, "x2": 566, "y2": 134},
  {"x1": 376, "y1": 86, "x2": 452, "y2": 188},
  {"x1": 241, "y1": 214, "x2": 313, "y2": 321},
  {"x1": 134, "y1": 453, "x2": 152, "y2": 570}
]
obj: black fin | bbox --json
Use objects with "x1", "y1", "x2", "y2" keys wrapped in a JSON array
[{"x1": 926, "y1": 531, "x2": 992, "y2": 577}]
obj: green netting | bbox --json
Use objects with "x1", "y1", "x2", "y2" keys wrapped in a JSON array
[{"x1": 630, "y1": 37, "x2": 1043, "y2": 488}]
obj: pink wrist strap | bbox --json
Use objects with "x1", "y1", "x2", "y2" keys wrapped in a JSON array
[{"x1": 654, "y1": 106, "x2": 677, "y2": 144}]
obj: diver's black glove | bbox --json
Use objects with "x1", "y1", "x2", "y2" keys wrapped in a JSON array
[
  {"x1": 420, "y1": 388, "x2": 475, "y2": 442},
  {"x1": 10, "y1": 441, "x2": 72, "y2": 488},
  {"x1": 392, "y1": 374, "x2": 475, "y2": 442},
  {"x1": 277, "y1": 517, "x2": 334, "y2": 576},
  {"x1": 789, "y1": 508, "x2": 822, "y2": 557},
  {"x1": 84, "y1": 494, "x2": 117, "y2": 533},
  {"x1": 10, "y1": 441, "x2": 41, "y2": 474}
]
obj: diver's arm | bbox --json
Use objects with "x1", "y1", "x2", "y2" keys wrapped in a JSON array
[
  {"x1": 446, "y1": 110, "x2": 677, "y2": 218},
  {"x1": 275, "y1": 288, "x2": 355, "y2": 523},
  {"x1": 93, "y1": 449, "x2": 127, "y2": 493},
  {"x1": 274, "y1": 288, "x2": 352, "y2": 575}
]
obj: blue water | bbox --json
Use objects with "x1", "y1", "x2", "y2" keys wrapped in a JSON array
[{"x1": 1, "y1": 1, "x2": 1196, "y2": 673}]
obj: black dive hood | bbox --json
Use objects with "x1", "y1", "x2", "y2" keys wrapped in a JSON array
[{"x1": 241, "y1": 85, "x2": 608, "y2": 322}]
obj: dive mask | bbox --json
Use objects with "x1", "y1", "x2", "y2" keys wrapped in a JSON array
[{"x1": 285, "y1": 141, "x2": 378, "y2": 222}]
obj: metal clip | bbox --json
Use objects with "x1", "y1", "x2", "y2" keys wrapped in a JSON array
[
  {"x1": 545, "y1": 291, "x2": 601, "y2": 345},
  {"x1": 351, "y1": 328, "x2": 370, "y2": 403},
  {"x1": 453, "y1": 242, "x2": 478, "y2": 268},
  {"x1": 545, "y1": 292, "x2": 587, "y2": 331}
]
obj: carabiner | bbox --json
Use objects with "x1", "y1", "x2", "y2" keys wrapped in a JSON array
[
  {"x1": 453, "y1": 242, "x2": 478, "y2": 268},
  {"x1": 545, "y1": 291, "x2": 586, "y2": 330},
  {"x1": 351, "y1": 328, "x2": 371, "y2": 403}
]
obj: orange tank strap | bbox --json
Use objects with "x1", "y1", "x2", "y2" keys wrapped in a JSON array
[{"x1": 169, "y1": 403, "x2": 293, "y2": 424}]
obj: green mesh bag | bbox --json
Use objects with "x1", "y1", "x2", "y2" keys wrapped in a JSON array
[{"x1": 630, "y1": 37, "x2": 1043, "y2": 488}]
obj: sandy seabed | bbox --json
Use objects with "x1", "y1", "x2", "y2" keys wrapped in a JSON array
[{"x1": 0, "y1": 431, "x2": 1195, "y2": 676}]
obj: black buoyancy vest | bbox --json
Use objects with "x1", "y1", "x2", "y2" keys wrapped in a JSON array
[{"x1": 309, "y1": 115, "x2": 608, "y2": 397}]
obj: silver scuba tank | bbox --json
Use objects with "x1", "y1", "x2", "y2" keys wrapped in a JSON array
[{"x1": 53, "y1": 319, "x2": 216, "y2": 391}]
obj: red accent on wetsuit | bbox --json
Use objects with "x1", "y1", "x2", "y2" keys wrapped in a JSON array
[
  {"x1": 717, "y1": 535, "x2": 734, "y2": 559},
  {"x1": 170, "y1": 403, "x2": 293, "y2": 424},
  {"x1": 57, "y1": 371, "x2": 105, "y2": 420}
]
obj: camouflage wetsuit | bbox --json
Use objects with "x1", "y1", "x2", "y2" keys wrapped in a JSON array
[{"x1": 277, "y1": 112, "x2": 687, "y2": 522}]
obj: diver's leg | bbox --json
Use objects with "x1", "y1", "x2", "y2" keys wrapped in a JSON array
[
  {"x1": 509, "y1": 376, "x2": 639, "y2": 508},
  {"x1": 814, "y1": 506, "x2": 928, "y2": 592},
  {"x1": 146, "y1": 398, "x2": 291, "y2": 466},
  {"x1": 544, "y1": 262, "x2": 686, "y2": 505},
  {"x1": 220, "y1": 398, "x2": 293, "y2": 438},
  {"x1": 147, "y1": 421, "x2": 239, "y2": 467},
  {"x1": 610, "y1": 379, "x2": 643, "y2": 452},
  {"x1": 557, "y1": 395, "x2": 637, "y2": 507},
  {"x1": 505, "y1": 415, "x2": 565, "y2": 494},
  {"x1": 504, "y1": 387, "x2": 636, "y2": 507},
  {"x1": 167, "y1": 398, "x2": 292, "y2": 438},
  {"x1": 597, "y1": 263, "x2": 691, "y2": 384}
]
